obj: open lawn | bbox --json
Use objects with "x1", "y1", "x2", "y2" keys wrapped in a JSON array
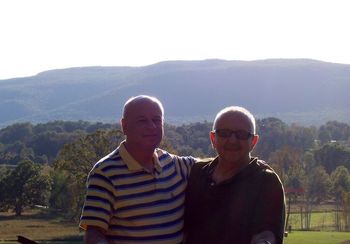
[
  {"x1": 0, "y1": 209, "x2": 82, "y2": 243},
  {"x1": 288, "y1": 211, "x2": 337, "y2": 231},
  {"x1": 285, "y1": 231, "x2": 350, "y2": 244}
]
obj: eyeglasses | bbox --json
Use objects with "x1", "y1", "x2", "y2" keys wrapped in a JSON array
[{"x1": 214, "y1": 129, "x2": 254, "y2": 140}]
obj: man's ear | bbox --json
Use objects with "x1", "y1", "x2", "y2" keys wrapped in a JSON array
[
  {"x1": 210, "y1": 131, "x2": 216, "y2": 149},
  {"x1": 121, "y1": 118, "x2": 126, "y2": 135},
  {"x1": 250, "y1": 134, "x2": 259, "y2": 150}
]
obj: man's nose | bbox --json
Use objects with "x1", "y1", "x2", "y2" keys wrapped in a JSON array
[
  {"x1": 227, "y1": 133, "x2": 238, "y2": 141},
  {"x1": 145, "y1": 119, "x2": 157, "y2": 128}
]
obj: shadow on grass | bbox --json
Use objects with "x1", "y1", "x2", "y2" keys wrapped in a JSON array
[
  {"x1": 14, "y1": 235, "x2": 83, "y2": 244},
  {"x1": 41, "y1": 235, "x2": 83, "y2": 244}
]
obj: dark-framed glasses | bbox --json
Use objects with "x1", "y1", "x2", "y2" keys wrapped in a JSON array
[{"x1": 214, "y1": 129, "x2": 254, "y2": 140}]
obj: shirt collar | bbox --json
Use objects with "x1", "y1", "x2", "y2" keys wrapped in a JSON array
[
  {"x1": 118, "y1": 141, "x2": 162, "y2": 172},
  {"x1": 206, "y1": 156, "x2": 258, "y2": 184}
]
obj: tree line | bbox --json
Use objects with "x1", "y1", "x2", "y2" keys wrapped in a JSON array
[{"x1": 1, "y1": 119, "x2": 350, "y2": 230}]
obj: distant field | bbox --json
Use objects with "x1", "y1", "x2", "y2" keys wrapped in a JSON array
[{"x1": 0, "y1": 210, "x2": 82, "y2": 243}]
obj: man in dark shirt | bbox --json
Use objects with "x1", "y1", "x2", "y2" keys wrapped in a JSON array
[{"x1": 184, "y1": 106, "x2": 285, "y2": 244}]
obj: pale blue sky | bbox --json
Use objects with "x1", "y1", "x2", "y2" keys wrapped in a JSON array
[{"x1": 0, "y1": 0, "x2": 349, "y2": 79}]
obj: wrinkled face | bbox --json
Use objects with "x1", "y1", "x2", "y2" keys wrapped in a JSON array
[
  {"x1": 210, "y1": 111, "x2": 259, "y2": 165},
  {"x1": 121, "y1": 99, "x2": 164, "y2": 151}
]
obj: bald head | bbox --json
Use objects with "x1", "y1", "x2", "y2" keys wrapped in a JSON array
[
  {"x1": 122, "y1": 95, "x2": 164, "y2": 119},
  {"x1": 213, "y1": 106, "x2": 256, "y2": 134}
]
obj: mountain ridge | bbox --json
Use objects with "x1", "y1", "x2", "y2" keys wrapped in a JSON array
[{"x1": 1, "y1": 59, "x2": 350, "y2": 127}]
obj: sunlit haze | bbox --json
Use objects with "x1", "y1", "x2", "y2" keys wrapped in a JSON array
[{"x1": 1, "y1": 0, "x2": 349, "y2": 79}]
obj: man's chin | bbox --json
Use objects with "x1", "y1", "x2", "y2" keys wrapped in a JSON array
[{"x1": 143, "y1": 141, "x2": 161, "y2": 150}]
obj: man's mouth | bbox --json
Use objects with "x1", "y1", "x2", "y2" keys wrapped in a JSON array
[
  {"x1": 143, "y1": 134, "x2": 158, "y2": 137},
  {"x1": 223, "y1": 145, "x2": 241, "y2": 151}
]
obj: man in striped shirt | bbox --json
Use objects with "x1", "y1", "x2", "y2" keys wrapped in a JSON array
[{"x1": 80, "y1": 95, "x2": 196, "y2": 244}]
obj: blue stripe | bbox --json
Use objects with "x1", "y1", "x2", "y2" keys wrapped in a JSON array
[
  {"x1": 95, "y1": 150, "x2": 120, "y2": 166},
  {"x1": 107, "y1": 227, "x2": 183, "y2": 241},
  {"x1": 108, "y1": 162, "x2": 175, "y2": 181},
  {"x1": 161, "y1": 160, "x2": 175, "y2": 171},
  {"x1": 84, "y1": 206, "x2": 110, "y2": 215},
  {"x1": 178, "y1": 158, "x2": 186, "y2": 181},
  {"x1": 116, "y1": 203, "x2": 184, "y2": 220},
  {"x1": 105, "y1": 157, "x2": 176, "y2": 181},
  {"x1": 117, "y1": 190, "x2": 185, "y2": 213},
  {"x1": 102, "y1": 164, "x2": 128, "y2": 172},
  {"x1": 86, "y1": 195, "x2": 111, "y2": 205},
  {"x1": 111, "y1": 217, "x2": 182, "y2": 230},
  {"x1": 90, "y1": 173, "x2": 113, "y2": 185},
  {"x1": 117, "y1": 170, "x2": 177, "y2": 189},
  {"x1": 81, "y1": 215, "x2": 109, "y2": 225},
  {"x1": 184, "y1": 158, "x2": 192, "y2": 178},
  {"x1": 159, "y1": 153, "x2": 170, "y2": 161},
  {"x1": 88, "y1": 185, "x2": 114, "y2": 199},
  {"x1": 115, "y1": 177, "x2": 184, "y2": 201},
  {"x1": 110, "y1": 171, "x2": 148, "y2": 180}
]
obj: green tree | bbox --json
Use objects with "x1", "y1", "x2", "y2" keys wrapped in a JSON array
[
  {"x1": 330, "y1": 166, "x2": 350, "y2": 230},
  {"x1": 284, "y1": 162, "x2": 306, "y2": 229},
  {"x1": 49, "y1": 169, "x2": 74, "y2": 212},
  {"x1": 314, "y1": 142, "x2": 350, "y2": 173},
  {"x1": 255, "y1": 117, "x2": 287, "y2": 159},
  {"x1": 0, "y1": 166, "x2": 11, "y2": 211},
  {"x1": 318, "y1": 121, "x2": 350, "y2": 144},
  {"x1": 53, "y1": 129, "x2": 124, "y2": 220},
  {"x1": 303, "y1": 166, "x2": 331, "y2": 229},
  {"x1": 268, "y1": 145, "x2": 303, "y2": 184},
  {"x1": 2, "y1": 160, "x2": 51, "y2": 216}
]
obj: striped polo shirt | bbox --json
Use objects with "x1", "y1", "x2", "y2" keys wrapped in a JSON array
[{"x1": 80, "y1": 142, "x2": 196, "y2": 244}]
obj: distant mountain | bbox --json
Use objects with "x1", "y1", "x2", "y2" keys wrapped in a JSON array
[{"x1": 1, "y1": 59, "x2": 350, "y2": 127}]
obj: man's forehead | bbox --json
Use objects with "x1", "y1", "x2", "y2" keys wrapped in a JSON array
[
  {"x1": 125, "y1": 99, "x2": 162, "y2": 116},
  {"x1": 216, "y1": 111, "x2": 252, "y2": 128}
]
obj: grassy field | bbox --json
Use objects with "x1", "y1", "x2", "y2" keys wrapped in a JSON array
[
  {"x1": 2, "y1": 209, "x2": 350, "y2": 244},
  {"x1": 285, "y1": 231, "x2": 350, "y2": 244},
  {"x1": 0, "y1": 209, "x2": 82, "y2": 243},
  {"x1": 288, "y1": 211, "x2": 338, "y2": 231}
]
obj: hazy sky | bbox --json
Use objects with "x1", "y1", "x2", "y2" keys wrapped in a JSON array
[{"x1": 1, "y1": 0, "x2": 349, "y2": 79}]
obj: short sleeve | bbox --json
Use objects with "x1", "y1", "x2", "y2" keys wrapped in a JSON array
[
  {"x1": 79, "y1": 166, "x2": 115, "y2": 231},
  {"x1": 175, "y1": 156, "x2": 197, "y2": 179}
]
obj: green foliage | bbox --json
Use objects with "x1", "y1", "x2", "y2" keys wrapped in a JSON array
[
  {"x1": 0, "y1": 122, "x2": 33, "y2": 144},
  {"x1": 255, "y1": 117, "x2": 288, "y2": 159},
  {"x1": 314, "y1": 142, "x2": 350, "y2": 173},
  {"x1": 330, "y1": 166, "x2": 350, "y2": 202},
  {"x1": 286, "y1": 163, "x2": 306, "y2": 190},
  {"x1": 318, "y1": 121, "x2": 350, "y2": 142},
  {"x1": 306, "y1": 166, "x2": 331, "y2": 203},
  {"x1": 1, "y1": 119, "x2": 350, "y2": 223},
  {"x1": 0, "y1": 121, "x2": 117, "y2": 165},
  {"x1": 52, "y1": 129, "x2": 124, "y2": 220},
  {"x1": 0, "y1": 160, "x2": 51, "y2": 215},
  {"x1": 165, "y1": 122, "x2": 215, "y2": 157},
  {"x1": 49, "y1": 169, "x2": 75, "y2": 212}
]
